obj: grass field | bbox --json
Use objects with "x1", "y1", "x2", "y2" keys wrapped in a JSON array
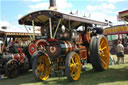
[{"x1": 1, "y1": 55, "x2": 128, "y2": 85}]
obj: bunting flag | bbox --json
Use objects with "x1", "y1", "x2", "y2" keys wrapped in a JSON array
[{"x1": 117, "y1": 15, "x2": 123, "y2": 21}]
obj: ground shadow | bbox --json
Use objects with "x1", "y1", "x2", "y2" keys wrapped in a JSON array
[
  {"x1": 1, "y1": 64, "x2": 128, "y2": 85},
  {"x1": 43, "y1": 66, "x2": 128, "y2": 85}
]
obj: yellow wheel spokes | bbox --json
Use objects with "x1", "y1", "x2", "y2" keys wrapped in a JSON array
[
  {"x1": 71, "y1": 57, "x2": 75, "y2": 64},
  {"x1": 37, "y1": 64, "x2": 44, "y2": 72},
  {"x1": 40, "y1": 66, "x2": 46, "y2": 79},
  {"x1": 70, "y1": 58, "x2": 76, "y2": 78},
  {"x1": 100, "y1": 40, "x2": 104, "y2": 46},
  {"x1": 36, "y1": 55, "x2": 50, "y2": 80},
  {"x1": 100, "y1": 56, "x2": 107, "y2": 66},
  {"x1": 99, "y1": 37, "x2": 109, "y2": 69},
  {"x1": 70, "y1": 54, "x2": 81, "y2": 80},
  {"x1": 37, "y1": 58, "x2": 45, "y2": 78},
  {"x1": 101, "y1": 47, "x2": 107, "y2": 50}
]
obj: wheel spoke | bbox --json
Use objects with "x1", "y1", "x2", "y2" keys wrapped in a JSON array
[
  {"x1": 75, "y1": 66, "x2": 78, "y2": 72},
  {"x1": 38, "y1": 59, "x2": 42, "y2": 65},
  {"x1": 100, "y1": 54, "x2": 107, "y2": 59},
  {"x1": 70, "y1": 64, "x2": 74, "y2": 68},
  {"x1": 71, "y1": 57, "x2": 75, "y2": 64},
  {"x1": 75, "y1": 62, "x2": 79, "y2": 66},
  {"x1": 100, "y1": 57, "x2": 107, "y2": 66},
  {"x1": 102, "y1": 55, "x2": 106, "y2": 57},
  {"x1": 40, "y1": 71, "x2": 45, "y2": 78},
  {"x1": 70, "y1": 61, "x2": 77, "y2": 77},
  {"x1": 100, "y1": 40, "x2": 104, "y2": 46},
  {"x1": 70, "y1": 70, "x2": 74, "y2": 75},
  {"x1": 99, "y1": 52, "x2": 102, "y2": 55},
  {"x1": 70, "y1": 68, "x2": 75, "y2": 78},
  {"x1": 74, "y1": 57, "x2": 76, "y2": 63},
  {"x1": 101, "y1": 47, "x2": 107, "y2": 51}
]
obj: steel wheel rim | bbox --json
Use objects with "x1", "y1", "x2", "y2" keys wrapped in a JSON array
[
  {"x1": 36, "y1": 55, "x2": 50, "y2": 80},
  {"x1": 99, "y1": 37, "x2": 109, "y2": 69},
  {"x1": 69, "y1": 53, "x2": 81, "y2": 80}
]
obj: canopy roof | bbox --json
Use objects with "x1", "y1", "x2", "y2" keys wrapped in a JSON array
[
  {"x1": 119, "y1": 10, "x2": 128, "y2": 22},
  {"x1": 19, "y1": 10, "x2": 107, "y2": 28}
]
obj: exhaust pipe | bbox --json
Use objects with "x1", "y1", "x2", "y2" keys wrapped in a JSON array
[{"x1": 49, "y1": 0, "x2": 57, "y2": 10}]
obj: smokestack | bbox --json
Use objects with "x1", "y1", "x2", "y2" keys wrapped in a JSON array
[{"x1": 49, "y1": 0, "x2": 57, "y2": 10}]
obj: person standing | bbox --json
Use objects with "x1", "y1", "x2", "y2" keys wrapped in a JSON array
[{"x1": 116, "y1": 40, "x2": 125, "y2": 64}]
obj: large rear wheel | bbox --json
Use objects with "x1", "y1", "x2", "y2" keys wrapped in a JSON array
[
  {"x1": 65, "y1": 52, "x2": 81, "y2": 81},
  {"x1": 32, "y1": 53, "x2": 50, "y2": 81},
  {"x1": 90, "y1": 35, "x2": 109, "y2": 71}
]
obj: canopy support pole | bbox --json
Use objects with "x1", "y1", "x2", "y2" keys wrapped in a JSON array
[
  {"x1": 53, "y1": 19, "x2": 62, "y2": 38},
  {"x1": 49, "y1": 18, "x2": 53, "y2": 39},
  {"x1": 1, "y1": 35, "x2": 7, "y2": 53},
  {"x1": 23, "y1": 24, "x2": 33, "y2": 40},
  {"x1": 68, "y1": 20, "x2": 71, "y2": 30},
  {"x1": 32, "y1": 20, "x2": 35, "y2": 40}
]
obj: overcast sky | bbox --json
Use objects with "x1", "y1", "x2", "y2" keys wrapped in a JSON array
[{"x1": 0, "y1": 0, "x2": 128, "y2": 32}]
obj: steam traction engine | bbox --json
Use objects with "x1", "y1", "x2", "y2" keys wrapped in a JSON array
[
  {"x1": 0, "y1": 32, "x2": 30, "y2": 78},
  {"x1": 19, "y1": 10, "x2": 110, "y2": 81},
  {"x1": 0, "y1": 48, "x2": 29, "y2": 78}
]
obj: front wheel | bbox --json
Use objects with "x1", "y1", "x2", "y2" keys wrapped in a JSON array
[
  {"x1": 32, "y1": 52, "x2": 50, "y2": 81},
  {"x1": 5, "y1": 59, "x2": 19, "y2": 78},
  {"x1": 65, "y1": 52, "x2": 81, "y2": 81}
]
